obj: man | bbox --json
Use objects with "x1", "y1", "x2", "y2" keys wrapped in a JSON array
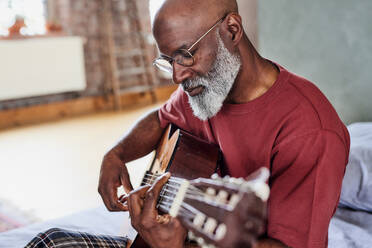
[
  {"x1": 101, "y1": 0, "x2": 349, "y2": 246},
  {"x1": 26, "y1": 0, "x2": 349, "y2": 247}
]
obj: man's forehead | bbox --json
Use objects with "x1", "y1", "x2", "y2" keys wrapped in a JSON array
[
  {"x1": 151, "y1": 0, "x2": 231, "y2": 55},
  {"x1": 154, "y1": 17, "x2": 207, "y2": 56}
]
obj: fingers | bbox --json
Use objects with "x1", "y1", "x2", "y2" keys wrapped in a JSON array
[
  {"x1": 238, "y1": 193, "x2": 266, "y2": 219},
  {"x1": 99, "y1": 183, "x2": 127, "y2": 212},
  {"x1": 142, "y1": 172, "x2": 171, "y2": 217},
  {"x1": 120, "y1": 166, "x2": 134, "y2": 193},
  {"x1": 127, "y1": 185, "x2": 150, "y2": 228},
  {"x1": 98, "y1": 155, "x2": 132, "y2": 212},
  {"x1": 156, "y1": 214, "x2": 171, "y2": 224},
  {"x1": 168, "y1": 217, "x2": 185, "y2": 231},
  {"x1": 232, "y1": 233, "x2": 256, "y2": 248},
  {"x1": 119, "y1": 194, "x2": 129, "y2": 211},
  {"x1": 243, "y1": 216, "x2": 266, "y2": 236}
]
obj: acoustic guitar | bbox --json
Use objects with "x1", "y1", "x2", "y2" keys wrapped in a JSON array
[{"x1": 131, "y1": 124, "x2": 270, "y2": 248}]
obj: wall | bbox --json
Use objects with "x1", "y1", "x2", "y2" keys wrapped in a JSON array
[
  {"x1": 237, "y1": 0, "x2": 258, "y2": 49},
  {"x1": 0, "y1": 37, "x2": 86, "y2": 101},
  {"x1": 258, "y1": 0, "x2": 372, "y2": 124},
  {"x1": 0, "y1": 0, "x2": 163, "y2": 110}
]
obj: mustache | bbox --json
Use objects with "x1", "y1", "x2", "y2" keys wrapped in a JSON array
[{"x1": 182, "y1": 75, "x2": 210, "y2": 91}]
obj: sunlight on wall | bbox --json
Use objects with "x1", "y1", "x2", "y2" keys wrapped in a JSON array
[
  {"x1": 0, "y1": 0, "x2": 46, "y2": 36},
  {"x1": 148, "y1": 0, "x2": 166, "y2": 25}
]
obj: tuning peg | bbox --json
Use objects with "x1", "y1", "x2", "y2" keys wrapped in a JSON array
[
  {"x1": 211, "y1": 173, "x2": 220, "y2": 180},
  {"x1": 197, "y1": 237, "x2": 206, "y2": 247},
  {"x1": 227, "y1": 177, "x2": 244, "y2": 185},
  {"x1": 206, "y1": 187, "x2": 216, "y2": 196},
  {"x1": 228, "y1": 177, "x2": 237, "y2": 184},
  {"x1": 193, "y1": 213, "x2": 206, "y2": 228},
  {"x1": 203, "y1": 244, "x2": 216, "y2": 248},
  {"x1": 215, "y1": 223, "x2": 227, "y2": 240},
  {"x1": 242, "y1": 181, "x2": 270, "y2": 201},
  {"x1": 216, "y1": 190, "x2": 228, "y2": 204},
  {"x1": 228, "y1": 193, "x2": 241, "y2": 208},
  {"x1": 205, "y1": 187, "x2": 216, "y2": 201},
  {"x1": 188, "y1": 231, "x2": 196, "y2": 240},
  {"x1": 204, "y1": 217, "x2": 218, "y2": 234}
]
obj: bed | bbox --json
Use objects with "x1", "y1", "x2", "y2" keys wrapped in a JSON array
[
  {"x1": 329, "y1": 122, "x2": 372, "y2": 248},
  {"x1": 1, "y1": 123, "x2": 371, "y2": 247}
]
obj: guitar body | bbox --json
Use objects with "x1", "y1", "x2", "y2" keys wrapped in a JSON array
[
  {"x1": 148, "y1": 124, "x2": 220, "y2": 180},
  {"x1": 131, "y1": 124, "x2": 220, "y2": 248}
]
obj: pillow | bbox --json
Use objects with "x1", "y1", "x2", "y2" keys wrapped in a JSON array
[{"x1": 339, "y1": 122, "x2": 372, "y2": 212}]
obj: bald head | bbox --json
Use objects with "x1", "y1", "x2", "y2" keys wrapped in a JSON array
[
  {"x1": 150, "y1": 0, "x2": 240, "y2": 57},
  {"x1": 150, "y1": 0, "x2": 238, "y2": 26}
]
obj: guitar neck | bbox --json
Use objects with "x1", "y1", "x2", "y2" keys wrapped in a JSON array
[
  {"x1": 141, "y1": 171, "x2": 190, "y2": 217},
  {"x1": 138, "y1": 169, "x2": 271, "y2": 248}
]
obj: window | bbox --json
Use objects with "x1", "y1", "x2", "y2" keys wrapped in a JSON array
[{"x1": 0, "y1": 0, "x2": 46, "y2": 36}]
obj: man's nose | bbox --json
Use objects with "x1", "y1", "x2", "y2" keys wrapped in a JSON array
[{"x1": 172, "y1": 63, "x2": 194, "y2": 85}]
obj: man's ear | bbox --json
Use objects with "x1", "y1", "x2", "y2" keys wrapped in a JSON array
[{"x1": 224, "y1": 13, "x2": 243, "y2": 46}]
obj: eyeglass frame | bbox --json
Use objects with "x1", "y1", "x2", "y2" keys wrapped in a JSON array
[{"x1": 153, "y1": 14, "x2": 228, "y2": 74}]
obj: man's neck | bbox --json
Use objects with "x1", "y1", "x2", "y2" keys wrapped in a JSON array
[{"x1": 226, "y1": 34, "x2": 279, "y2": 104}]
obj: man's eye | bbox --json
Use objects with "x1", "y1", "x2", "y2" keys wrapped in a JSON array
[
  {"x1": 190, "y1": 49, "x2": 198, "y2": 56},
  {"x1": 161, "y1": 56, "x2": 173, "y2": 63}
]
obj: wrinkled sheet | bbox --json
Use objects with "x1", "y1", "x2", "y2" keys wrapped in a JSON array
[
  {"x1": 339, "y1": 122, "x2": 372, "y2": 211},
  {"x1": 0, "y1": 205, "x2": 136, "y2": 248},
  {"x1": 329, "y1": 207, "x2": 372, "y2": 248},
  {"x1": 328, "y1": 122, "x2": 372, "y2": 247}
]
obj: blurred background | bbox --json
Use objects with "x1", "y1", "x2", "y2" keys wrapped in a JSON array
[{"x1": 0, "y1": 0, "x2": 371, "y2": 233}]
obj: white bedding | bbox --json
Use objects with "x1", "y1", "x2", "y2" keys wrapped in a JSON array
[
  {"x1": 0, "y1": 205, "x2": 136, "y2": 248},
  {"x1": 329, "y1": 207, "x2": 372, "y2": 248},
  {"x1": 339, "y1": 122, "x2": 372, "y2": 211}
]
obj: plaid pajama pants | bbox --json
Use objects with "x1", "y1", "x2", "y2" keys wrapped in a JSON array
[{"x1": 25, "y1": 228, "x2": 129, "y2": 248}]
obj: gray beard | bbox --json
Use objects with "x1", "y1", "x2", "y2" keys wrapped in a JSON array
[{"x1": 182, "y1": 32, "x2": 241, "y2": 121}]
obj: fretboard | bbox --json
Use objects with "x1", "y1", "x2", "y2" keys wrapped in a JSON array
[{"x1": 141, "y1": 171, "x2": 189, "y2": 216}]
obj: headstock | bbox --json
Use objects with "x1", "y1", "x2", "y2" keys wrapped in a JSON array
[{"x1": 176, "y1": 168, "x2": 270, "y2": 248}]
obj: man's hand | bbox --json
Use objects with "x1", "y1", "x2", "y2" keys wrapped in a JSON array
[
  {"x1": 126, "y1": 173, "x2": 187, "y2": 248},
  {"x1": 98, "y1": 151, "x2": 133, "y2": 211},
  {"x1": 98, "y1": 110, "x2": 164, "y2": 212}
]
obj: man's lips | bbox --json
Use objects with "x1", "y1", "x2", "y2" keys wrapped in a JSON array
[{"x1": 185, "y1": 85, "x2": 204, "y2": 96}]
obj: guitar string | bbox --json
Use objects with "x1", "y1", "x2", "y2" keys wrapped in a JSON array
[
  {"x1": 143, "y1": 172, "x2": 185, "y2": 181},
  {"x1": 158, "y1": 204, "x2": 196, "y2": 220},
  {"x1": 141, "y1": 178, "x2": 206, "y2": 198},
  {"x1": 141, "y1": 179, "x2": 206, "y2": 201},
  {"x1": 141, "y1": 179, "x2": 180, "y2": 193},
  {"x1": 141, "y1": 173, "x2": 221, "y2": 217},
  {"x1": 142, "y1": 173, "x2": 208, "y2": 198},
  {"x1": 141, "y1": 183, "x2": 232, "y2": 220},
  {"x1": 143, "y1": 172, "x2": 184, "y2": 183},
  {"x1": 140, "y1": 182, "x2": 206, "y2": 208},
  {"x1": 158, "y1": 202, "x2": 200, "y2": 221},
  {"x1": 142, "y1": 176, "x2": 206, "y2": 196},
  {"x1": 137, "y1": 184, "x2": 225, "y2": 223},
  {"x1": 142, "y1": 178, "x2": 182, "y2": 187},
  {"x1": 142, "y1": 174, "x2": 232, "y2": 225},
  {"x1": 144, "y1": 173, "x2": 185, "y2": 182},
  {"x1": 142, "y1": 175, "x2": 181, "y2": 184},
  {"x1": 141, "y1": 179, "x2": 205, "y2": 200},
  {"x1": 142, "y1": 176, "x2": 183, "y2": 188},
  {"x1": 141, "y1": 178, "x2": 179, "y2": 189},
  {"x1": 141, "y1": 182, "x2": 177, "y2": 197}
]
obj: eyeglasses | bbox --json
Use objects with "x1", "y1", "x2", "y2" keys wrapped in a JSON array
[{"x1": 153, "y1": 15, "x2": 227, "y2": 74}]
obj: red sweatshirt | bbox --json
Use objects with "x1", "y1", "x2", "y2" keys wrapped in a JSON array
[{"x1": 158, "y1": 64, "x2": 350, "y2": 248}]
